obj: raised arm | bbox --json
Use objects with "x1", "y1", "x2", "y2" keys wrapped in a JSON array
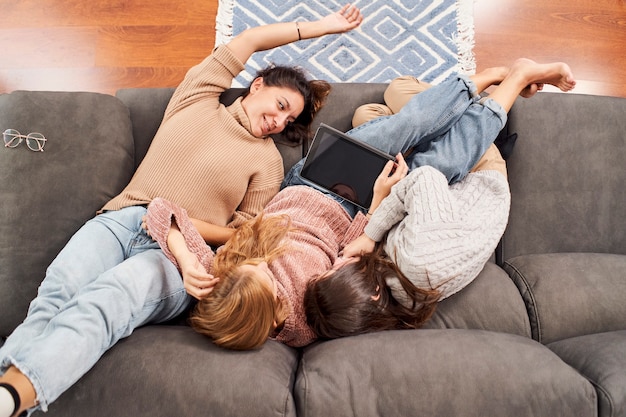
[
  {"x1": 342, "y1": 153, "x2": 408, "y2": 258},
  {"x1": 227, "y1": 3, "x2": 363, "y2": 65}
]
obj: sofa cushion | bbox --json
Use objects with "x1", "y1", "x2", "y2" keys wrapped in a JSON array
[
  {"x1": 549, "y1": 330, "x2": 626, "y2": 417},
  {"x1": 504, "y1": 92, "x2": 626, "y2": 259},
  {"x1": 422, "y1": 262, "x2": 531, "y2": 337},
  {"x1": 0, "y1": 91, "x2": 135, "y2": 337},
  {"x1": 296, "y1": 329, "x2": 596, "y2": 417},
  {"x1": 504, "y1": 253, "x2": 626, "y2": 344},
  {"x1": 47, "y1": 325, "x2": 299, "y2": 417}
]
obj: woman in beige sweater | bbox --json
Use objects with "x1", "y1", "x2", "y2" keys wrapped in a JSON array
[{"x1": 0, "y1": 5, "x2": 363, "y2": 417}]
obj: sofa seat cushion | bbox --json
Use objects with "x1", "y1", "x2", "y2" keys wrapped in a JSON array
[
  {"x1": 47, "y1": 325, "x2": 299, "y2": 417},
  {"x1": 423, "y1": 262, "x2": 531, "y2": 337},
  {"x1": 0, "y1": 91, "x2": 135, "y2": 337},
  {"x1": 504, "y1": 253, "x2": 626, "y2": 344},
  {"x1": 549, "y1": 330, "x2": 626, "y2": 417},
  {"x1": 296, "y1": 329, "x2": 596, "y2": 417}
]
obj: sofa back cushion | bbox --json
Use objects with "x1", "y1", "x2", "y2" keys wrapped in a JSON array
[
  {"x1": 0, "y1": 91, "x2": 135, "y2": 337},
  {"x1": 310, "y1": 83, "x2": 387, "y2": 145},
  {"x1": 503, "y1": 92, "x2": 626, "y2": 259}
]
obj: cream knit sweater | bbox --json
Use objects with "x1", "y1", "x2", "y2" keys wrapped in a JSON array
[
  {"x1": 365, "y1": 165, "x2": 511, "y2": 302},
  {"x1": 102, "y1": 45, "x2": 284, "y2": 228}
]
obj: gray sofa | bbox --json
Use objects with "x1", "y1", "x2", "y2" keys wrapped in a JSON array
[{"x1": 1, "y1": 82, "x2": 624, "y2": 417}]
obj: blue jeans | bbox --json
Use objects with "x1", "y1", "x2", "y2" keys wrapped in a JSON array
[
  {"x1": 283, "y1": 75, "x2": 507, "y2": 215},
  {"x1": 0, "y1": 206, "x2": 192, "y2": 413}
]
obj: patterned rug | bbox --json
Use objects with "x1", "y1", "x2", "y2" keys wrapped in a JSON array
[{"x1": 215, "y1": 0, "x2": 476, "y2": 87}]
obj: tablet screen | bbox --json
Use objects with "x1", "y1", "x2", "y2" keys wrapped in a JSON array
[{"x1": 301, "y1": 124, "x2": 394, "y2": 209}]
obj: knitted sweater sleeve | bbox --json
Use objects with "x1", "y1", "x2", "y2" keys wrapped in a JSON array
[
  {"x1": 164, "y1": 45, "x2": 245, "y2": 119},
  {"x1": 363, "y1": 168, "x2": 422, "y2": 242},
  {"x1": 145, "y1": 197, "x2": 215, "y2": 273}
]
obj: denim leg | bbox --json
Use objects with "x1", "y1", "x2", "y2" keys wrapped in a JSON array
[
  {"x1": 346, "y1": 75, "x2": 507, "y2": 184},
  {"x1": 345, "y1": 75, "x2": 480, "y2": 156},
  {"x1": 0, "y1": 207, "x2": 192, "y2": 412},
  {"x1": 409, "y1": 95, "x2": 507, "y2": 183},
  {"x1": 0, "y1": 207, "x2": 150, "y2": 355},
  {"x1": 280, "y1": 75, "x2": 506, "y2": 211}
]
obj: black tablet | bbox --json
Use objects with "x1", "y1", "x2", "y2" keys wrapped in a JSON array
[{"x1": 300, "y1": 123, "x2": 395, "y2": 210}]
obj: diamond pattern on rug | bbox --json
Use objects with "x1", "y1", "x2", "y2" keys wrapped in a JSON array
[{"x1": 215, "y1": 0, "x2": 475, "y2": 87}]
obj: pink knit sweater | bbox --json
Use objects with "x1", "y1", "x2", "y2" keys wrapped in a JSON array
[{"x1": 145, "y1": 186, "x2": 368, "y2": 347}]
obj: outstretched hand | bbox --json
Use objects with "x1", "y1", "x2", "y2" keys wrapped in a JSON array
[{"x1": 320, "y1": 3, "x2": 364, "y2": 34}]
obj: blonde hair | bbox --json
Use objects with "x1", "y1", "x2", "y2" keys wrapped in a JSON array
[{"x1": 189, "y1": 214, "x2": 293, "y2": 350}]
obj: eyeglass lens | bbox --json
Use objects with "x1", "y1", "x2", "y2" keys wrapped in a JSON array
[{"x1": 3, "y1": 129, "x2": 46, "y2": 152}]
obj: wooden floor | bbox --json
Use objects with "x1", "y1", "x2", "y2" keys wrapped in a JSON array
[{"x1": 1, "y1": 0, "x2": 625, "y2": 98}]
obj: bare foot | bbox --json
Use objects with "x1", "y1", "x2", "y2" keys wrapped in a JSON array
[
  {"x1": 510, "y1": 58, "x2": 576, "y2": 92},
  {"x1": 520, "y1": 82, "x2": 545, "y2": 98}
]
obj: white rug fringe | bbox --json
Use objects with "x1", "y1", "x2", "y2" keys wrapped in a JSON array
[
  {"x1": 215, "y1": 0, "x2": 235, "y2": 47},
  {"x1": 453, "y1": 0, "x2": 477, "y2": 75}
]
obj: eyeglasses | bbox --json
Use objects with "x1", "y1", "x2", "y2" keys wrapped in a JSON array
[{"x1": 3, "y1": 129, "x2": 47, "y2": 152}]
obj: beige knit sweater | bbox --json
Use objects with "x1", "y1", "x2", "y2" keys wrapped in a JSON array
[
  {"x1": 102, "y1": 45, "x2": 284, "y2": 228},
  {"x1": 364, "y1": 166, "x2": 511, "y2": 302}
]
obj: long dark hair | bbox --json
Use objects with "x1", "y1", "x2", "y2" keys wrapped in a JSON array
[
  {"x1": 304, "y1": 245, "x2": 440, "y2": 339},
  {"x1": 246, "y1": 65, "x2": 331, "y2": 145}
]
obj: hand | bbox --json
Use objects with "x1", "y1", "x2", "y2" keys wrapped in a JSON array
[
  {"x1": 179, "y1": 253, "x2": 220, "y2": 300},
  {"x1": 370, "y1": 153, "x2": 409, "y2": 210},
  {"x1": 141, "y1": 215, "x2": 152, "y2": 237},
  {"x1": 342, "y1": 233, "x2": 376, "y2": 258},
  {"x1": 320, "y1": 3, "x2": 363, "y2": 34}
]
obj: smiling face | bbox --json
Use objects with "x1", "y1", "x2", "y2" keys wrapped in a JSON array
[{"x1": 241, "y1": 77, "x2": 305, "y2": 138}]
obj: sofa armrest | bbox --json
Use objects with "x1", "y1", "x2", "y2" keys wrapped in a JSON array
[
  {"x1": 503, "y1": 252, "x2": 626, "y2": 344},
  {"x1": 0, "y1": 90, "x2": 135, "y2": 337}
]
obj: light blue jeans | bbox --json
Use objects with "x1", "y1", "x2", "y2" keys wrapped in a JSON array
[
  {"x1": 0, "y1": 206, "x2": 192, "y2": 414},
  {"x1": 283, "y1": 75, "x2": 507, "y2": 216}
]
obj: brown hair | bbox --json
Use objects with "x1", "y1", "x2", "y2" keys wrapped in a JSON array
[
  {"x1": 246, "y1": 65, "x2": 331, "y2": 145},
  {"x1": 304, "y1": 245, "x2": 440, "y2": 339},
  {"x1": 189, "y1": 214, "x2": 292, "y2": 350}
]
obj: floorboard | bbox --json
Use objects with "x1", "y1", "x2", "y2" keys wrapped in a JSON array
[{"x1": 1, "y1": 0, "x2": 625, "y2": 98}]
